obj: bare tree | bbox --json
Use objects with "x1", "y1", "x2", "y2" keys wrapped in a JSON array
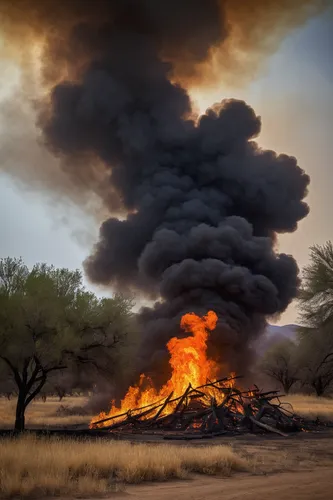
[
  {"x1": 298, "y1": 330, "x2": 333, "y2": 396},
  {"x1": 259, "y1": 339, "x2": 299, "y2": 394}
]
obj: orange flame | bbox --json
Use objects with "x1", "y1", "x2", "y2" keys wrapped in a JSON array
[{"x1": 91, "y1": 310, "x2": 220, "y2": 428}]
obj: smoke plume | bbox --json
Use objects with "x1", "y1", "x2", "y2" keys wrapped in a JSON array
[{"x1": 0, "y1": 0, "x2": 319, "y2": 382}]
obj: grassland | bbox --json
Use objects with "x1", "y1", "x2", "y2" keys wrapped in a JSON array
[
  {"x1": 0, "y1": 394, "x2": 333, "y2": 497},
  {"x1": 0, "y1": 395, "x2": 91, "y2": 428},
  {"x1": 282, "y1": 394, "x2": 333, "y2": 420},
  {"x1": 0, "y1": 435, "x2": 246, "y2": 497},
  {"x1": 1, "y1": 432, "x2": 333, "y2": 498}
]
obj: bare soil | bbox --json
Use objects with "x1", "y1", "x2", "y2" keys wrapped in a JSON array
[
  {"x1": 82, "y1": 433, "x2": 333, "y2": 500},
  {"x1": 123, "y1": 468, "x2": 333, "y2": 500}
]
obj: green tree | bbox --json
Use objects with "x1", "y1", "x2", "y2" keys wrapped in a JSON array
[
  {"x1": 0, "y1": 257, "x2": 133, "y2": 431},
  {"x1": 259, "y1": 339, "x2": 299, "y2": 394},
  {"x1": 297, "y1": 242, "x2": 333, "y2": 395},
  {"x1": 298, "y1": 242, "x2": 333, "y2": 331}
]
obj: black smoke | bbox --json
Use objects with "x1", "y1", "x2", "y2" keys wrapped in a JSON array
[{"x1": 0, "y1": 0, "x2": 313, "y2": 384}]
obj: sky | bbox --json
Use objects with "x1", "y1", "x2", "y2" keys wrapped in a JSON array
[{"x1": 0, "y1": 10, "x2": 332, "y2": 325}]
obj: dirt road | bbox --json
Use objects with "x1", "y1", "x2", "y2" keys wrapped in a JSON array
[{"x1": 124, "y1": 468, "x2": 332, "y2": 500}]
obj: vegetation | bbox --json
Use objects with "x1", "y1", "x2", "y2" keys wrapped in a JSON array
[
  {"x1": 0, "y1": 396, "x2": 92, "y2": 429},
  {"x1": 261, "y1": 242, "x2": 333, "y2": 396},
  {"x1": 260, "y1": 339, "x2": 299, "y2": 394},
  {"x1": 296, "y1": 242, "x2": 333, "y2": 395},
  {"x1": 298, "y1": 242, "x2": 333, "y2": 331},
  {"x1": 2, "y1": 391, "x2": 333, "y2": 431},
  {"x1": 1, "y1": 244, "x2": 333, "y2": 497},
  {"x1": 297, "y1": 329, "x2": 333, "y2": 396},
  {"x1": 0, "y1": 435, "x2": 246, "y2": 497},
  {"x1": 282, "y1": 394, "x2": 333, "y2": 421},
  {"x1": 1, "y1": 241, "x2": 333, "y2": 437},
  {"x1": 0, "y1": 257, "x2": 134, "y2": 431}
]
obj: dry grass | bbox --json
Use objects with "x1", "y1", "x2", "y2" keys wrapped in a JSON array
[
  {"x1": 281, "y1": 394, "x2": 333, "y2": 421},
  {"x1": 0, "y1": 396, "x2": 91, "y2": 428},
  {"x1": 1, "y1": 395, "x2": 333, "y2": 497},
  {"x1": 0, "y1": 435, "x2": 247, "y2": 498}
]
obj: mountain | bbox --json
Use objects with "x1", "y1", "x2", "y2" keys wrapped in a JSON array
[{"x1": 255, "y1": 324, "x2": 299, "y2": 356}]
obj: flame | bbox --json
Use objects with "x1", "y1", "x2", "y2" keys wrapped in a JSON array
[
  {"x1": 91, "y1": 311, "x2": 220, "y2": 428},
  {"x1": 164, "y1": 310, "x2": 219, "y2": 394}
]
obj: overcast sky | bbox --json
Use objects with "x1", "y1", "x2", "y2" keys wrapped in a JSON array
[{"x1": 0, "y1": 10, "x2": 332, "y2": 325}]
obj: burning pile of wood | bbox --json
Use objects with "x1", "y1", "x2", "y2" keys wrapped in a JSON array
[{"x1": 90, "y1": 375, "x2": 309, "y2": 438}]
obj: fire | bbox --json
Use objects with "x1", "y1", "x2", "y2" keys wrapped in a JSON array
[
  {"x1": 91, "y1": 310, "x2": 220, "y2": 428},
  {"x1": 164, "y1": 310, "x2": 219, "y2": 394},
  {"x1": 88, "y1": 312, "x2": 309, "y2": 436}
]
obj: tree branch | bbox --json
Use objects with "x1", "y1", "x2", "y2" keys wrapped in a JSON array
[
  {"x1": 24, "y1": 372, "x2": 47, "y2": 408},
  {"x1": 22, "y1": 358, "x2": 31, "y2": 385},
  {"x1": 33, "y1": 365, "x2": 67, "y2": 383}
]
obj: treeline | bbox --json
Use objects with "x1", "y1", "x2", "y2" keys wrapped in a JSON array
[{"x1": 259, "y1": 242, "x2": 333, "y2": 396}]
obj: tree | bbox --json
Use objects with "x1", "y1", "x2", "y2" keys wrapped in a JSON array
[
  {"x1": 297, "y1": 329, "x2": 333, "y2": 396},
  {"x1": 0, "y1": 257, "x2": 133, "y2": 431},
  {"x1": 297, "y1": 242, "x2": 333, "y2": 395},
  {"x1": 298, "y1": 242, "x2": 333, "y2": 331},
  {"x1": 259, "y1": 339, "x2": 299, "y2": 394}
]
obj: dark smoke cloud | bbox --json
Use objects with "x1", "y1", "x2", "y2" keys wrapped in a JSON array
[{"x1": 0, "y1": 0, "x2": 318, "y2": 383}]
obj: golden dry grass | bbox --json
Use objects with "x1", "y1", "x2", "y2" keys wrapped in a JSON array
[
  {"x1": 281, "y1": 394, "x2": 333, "y2": 421},
  {"x1": 0, "y1": 395, "x2": 333, "y2": 497},
  {"x1": 0, "y1": 396, "x2": 91, "y2": 428},
  {"x1": 0, "y1": 435, "x2": 247, "y2": 498}
]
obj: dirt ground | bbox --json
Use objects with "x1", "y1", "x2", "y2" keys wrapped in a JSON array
[
  {"x1": 81, "y1": 432, "x2": 333, "y2": 500},
  {"x1": 123, "y1": 468, "x2": 332, "y2": 500}
]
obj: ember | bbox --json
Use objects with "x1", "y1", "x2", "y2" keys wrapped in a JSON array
[{"x1": 90, "y1": 311, "x2": 316, "y2": 438}]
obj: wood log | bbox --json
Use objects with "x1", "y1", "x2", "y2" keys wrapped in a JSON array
[
  {"x1": 196, "y1": 375, "x2": 242, "y2": 391},
  {"x1": 91, "y1": 396, "x2": 167, "y2": 427},
  {"x1": 249, "y1": 416, "x2": 289, "y2": 437},
  {"x1": 174, "y1": 384, "x2": 192, "y2": 413},
  {"x1": 90, "y1": 376, "x2": 302, "y2": 438},
  {"x1": 152, "y1": 391, "x2": 174, "y2": 421},
  {"x1": 181, "y1": 408, "x2": 211, "y2": 430}
]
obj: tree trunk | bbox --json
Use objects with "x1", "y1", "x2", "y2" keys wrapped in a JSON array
[
  {"x1": 282, "y1": 376, "x2": 296, "y2": 395},
  {"x1": 282, "y1": 382, "x2": 290, "y2": 394},
  {"x1": 15, "y1": 389, "x2": 27, "y2": 432},
  {"x1": 313, "y1": 377, "x2": 324, "y2": 397},
  {"x1": 1, "y1": 356, "x2": 50, "y2": 432}
]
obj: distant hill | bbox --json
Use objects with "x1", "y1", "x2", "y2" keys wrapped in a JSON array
[{"x1": 256, "y1": 324, "x2": 299, "y2": 356}]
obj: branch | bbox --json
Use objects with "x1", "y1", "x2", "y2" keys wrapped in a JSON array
[
  {"x1": 25, "y1": 361, "x2": 41, "y2": 393},
  {"x1": 34, "y1": 365, "x2": 67, "y2": 382},
  {"x1": 81, "y1": 336, "x2": 119, "y2": 351},
  {"x1": 45, "y1": 365, "x2": 67, "y2": 374},
  {"x1": 22, "y1": 358, "x2": 31, "y2": 385},
  {"x1": 315, "y1": 352, "x2": 333, "y2": 374},
  {"x1": 63, "y1": 334, "x2": 119, "y2": 359},
  {"x1": 24, "y1": 372, "x2": 47, "y2": 408},
  {"x1": 321, "y1": 352, "x2": 333, "y2": 366},
  {"x1": 25, "y1": 323, "x2": 44, "y2": 342}
]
